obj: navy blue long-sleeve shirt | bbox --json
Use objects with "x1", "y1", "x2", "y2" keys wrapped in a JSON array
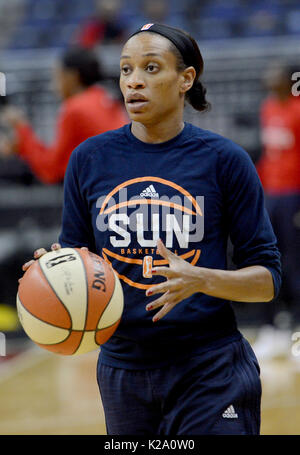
[{"x1": 59, "y1": 122, "x2": 281, "y2": 369}]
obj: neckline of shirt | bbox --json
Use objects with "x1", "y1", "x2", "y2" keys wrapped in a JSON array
[{"x1": 124, "y1": 122, "x2": 192, "y2": 153}]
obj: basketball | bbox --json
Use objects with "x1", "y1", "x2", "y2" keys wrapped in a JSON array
[{"x1": 16, "y1": 248, "x2": 124, "y2": 355}]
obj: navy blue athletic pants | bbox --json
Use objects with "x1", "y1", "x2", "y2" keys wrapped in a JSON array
[{"x1": 97, "y1": 337, "x2": 261, "y2": 435}]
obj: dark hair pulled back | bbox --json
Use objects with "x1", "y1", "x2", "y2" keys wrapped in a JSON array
[
  {"x1": 169, "y1": 35, "x2": 210, "y2": 113},
  {"x1": 62, "y1": 47, "x2": 103, "y2": 87},
  {"x1": 185, "y1": 80, "x2": 210, "y2": 112}
]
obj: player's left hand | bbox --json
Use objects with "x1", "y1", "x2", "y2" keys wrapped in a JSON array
[{"x1": 145, "y1": 239, "x2": 205, "y2": 322}]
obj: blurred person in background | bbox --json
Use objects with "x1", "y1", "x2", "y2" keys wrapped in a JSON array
[
  {"x1": 141, "y1": 0, "x2": 170, "y2": 24},
  {"x1": 0, "y1": 0, "x2": 25, "y2": 50},
  {"x1": 130, "y1": 0, "x2": 187, "y2": 33},
  {"x1": 0, "y1": 47, "x2": 128, "y2": 184},
  {"x1": 254, "y1": 63, "x2": 300, "y2": 361},
  {"x1": 74, "y1": 0, "x2": 126, "y2": 49}
]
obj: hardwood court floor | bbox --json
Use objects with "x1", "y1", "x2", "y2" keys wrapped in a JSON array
[
  {"x1": 0, "y1": 334, "x2": 299, "y2": 435},
  {"x1": 0, "y1": 347, "x2": 106, "y2": 435}
]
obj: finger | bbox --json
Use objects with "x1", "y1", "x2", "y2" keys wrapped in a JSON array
[
  {"x1": 152, "y1": 301, "x2": 178, "y2": 322},
  {"x1": 22, "y1": 260, "x2": 35, "y2": 271},
  {"x1": 146, "y1": 291, "x2": 171, "y2": 311},
  {"x1": 81, "y1": 247, "x2": 88, "y2": 251},
  {"x1": 146, "y1": 278, "x2": 179, "y2": 297},
  {"x1": 51, "y1": 243, "x2": 61, "y2": 251},
  {"x1": 33, "y1": 248, "x2": 47, "y2": 259},
  {"x1": 156, "y1": 238, "x2": 175, "y2": 261},
  {"x1": 151, "y1": 266, "x2": 175, "y2": 279}
]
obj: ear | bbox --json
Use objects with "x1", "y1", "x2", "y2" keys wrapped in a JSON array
[{"x1": 180, "y1": 66, "x2": 196, "y2": 94}]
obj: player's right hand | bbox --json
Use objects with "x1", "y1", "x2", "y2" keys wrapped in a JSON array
[
  {"x1": 21, "y1": 243, "x2": 62, "y2": 274},
  {"x1": 20, "y1": 243, "x2": 89, "y2": 277}
]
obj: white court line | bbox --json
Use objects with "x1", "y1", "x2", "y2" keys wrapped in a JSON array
[
  {"x1": 0, "y1": 345, "x2": 52, "y2": 384},
  {"x1": 0, "y1": 345, "x2": 105, "y2": 434}
]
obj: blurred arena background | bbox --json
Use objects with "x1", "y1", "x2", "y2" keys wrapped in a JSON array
[{"x1": 0, "y1": 0, "x2": 300, "y2": 435}]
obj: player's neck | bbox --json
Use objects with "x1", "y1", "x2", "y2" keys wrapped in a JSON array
[{"x1": 131, "y1": 116, "x2": 185, "y2": 144}]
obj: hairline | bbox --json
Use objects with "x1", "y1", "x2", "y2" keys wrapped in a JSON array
[{"x1": 122, "y1": 32, "x2": 190, "y2": 71}]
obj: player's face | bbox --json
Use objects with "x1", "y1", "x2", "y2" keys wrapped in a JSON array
[
  {"x1": 54, "y1": 65, "x2": 80, "y2": 100},
  {"x1": 119, "y1": 33, "x2": 185, "y2": 125}
]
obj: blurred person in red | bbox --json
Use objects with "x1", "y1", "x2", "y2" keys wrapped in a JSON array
[
  {"x1": 75, "y1": 0, "x2": 126, "y2": 49},
  {"x1": 0, "y1": 47, "x2": 128, "y2": 184},
  {"x1": 254, "y1": 63, "x2": 300, "y2": 360}
]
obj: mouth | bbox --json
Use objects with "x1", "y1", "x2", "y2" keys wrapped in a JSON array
[
  {"x1": 126, "y1": 93, "x2": 149, "y2": 110},
  {"x1": 126, "y1": 98, "x2": 149, "y2": 112},
  {"x1": 127, "y1": 99, "x2": 148, "y2": 104}
]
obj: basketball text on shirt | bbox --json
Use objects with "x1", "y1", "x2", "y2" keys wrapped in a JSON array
[{"x1": 95, "y1": 177, "x2": 204, "y2": 289}]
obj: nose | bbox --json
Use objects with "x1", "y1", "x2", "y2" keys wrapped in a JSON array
[{"x1": 126, "y1": 68, "x2": 146, "y2": 89}]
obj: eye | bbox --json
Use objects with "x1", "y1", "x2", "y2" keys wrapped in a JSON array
[
  {"x1": 146, "y1": 64, "x2": 159, "y2": 73},
  {"x1": 121, "y1": 65, "x2": 131, "y2": 75}
]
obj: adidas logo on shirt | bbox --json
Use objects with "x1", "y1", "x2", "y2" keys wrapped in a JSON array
[
  {"x1": 222, "y1": 405, "x2": 238, "y2": 419},
  {"x1": 140, "y1": 185, "x2": 159, "y2": 198}
]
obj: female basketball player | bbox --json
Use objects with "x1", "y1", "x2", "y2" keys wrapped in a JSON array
[{"x1": 23, "y1": 24, "x2": 281, "y2": 435}]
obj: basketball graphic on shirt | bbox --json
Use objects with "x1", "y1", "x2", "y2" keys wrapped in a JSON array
[
  {"x1": 16, "y1": 248, "x2": 124, "y2": 355},
  {"x1": 97, "y1": 176, "x2": 204, "y2": 290}
]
